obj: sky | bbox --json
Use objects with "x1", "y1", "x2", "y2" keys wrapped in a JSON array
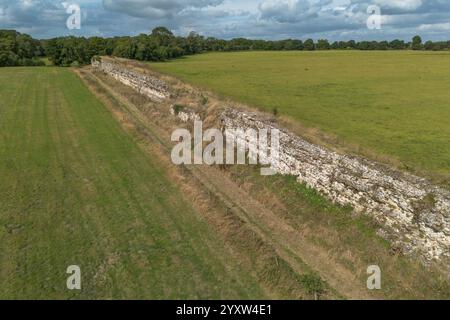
[{"x1": 0, "y1": 0, "x2": 450, "y2": 41}]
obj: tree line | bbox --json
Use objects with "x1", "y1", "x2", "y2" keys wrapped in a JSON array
[
  {"x1": 0, "y1": 30, "x2": 45, "y2": 67},
  {"x1": 0, "y1": 27, "x2": 449, "y2": 67}
]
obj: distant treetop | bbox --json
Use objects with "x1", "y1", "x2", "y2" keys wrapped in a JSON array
[{"x1": 1, "y1": 28, "x2": 448, "y2": 68}]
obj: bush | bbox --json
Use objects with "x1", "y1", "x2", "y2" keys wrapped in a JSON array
[
  {"x1": 200, "y1": 95, "x2": 208, "y2": 106},
  {"x1": 299, "y1": 274, "x2": 326, "y2": 297},
  {"x1": 272, "y1": 107, "x2": 278, "y2": 117},
  {"x1": 0, "y1": 30, "x2": 44, "y2": 67},
  {"x1": 172, "y1": 104, "x2": 185, "y2": 115}
]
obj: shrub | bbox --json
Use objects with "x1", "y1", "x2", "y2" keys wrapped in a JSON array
[
  {"x1": 173, "y1": 104, "x2": 185, "y2": 115},
  {"x1": 299, "y1": 274, "x2": 326, "y2": 297},
  {"x1": 272, "y1": 107, "x2": 278, "y2": 117},
  {"x1": 200, "y1": 95, "x2": 208, "y2": 106}
]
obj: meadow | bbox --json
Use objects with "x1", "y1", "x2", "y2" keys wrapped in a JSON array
[
  {"x1": 151, "y1": 51, "x2": 450, "y2": 184},
  {"x1": 0, "y1": 67, "x2": 267, "y2": 299}
]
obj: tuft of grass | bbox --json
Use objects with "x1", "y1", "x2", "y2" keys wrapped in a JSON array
[{"x1": 299, "y1": 274, "x2": 326, "y2": 297}]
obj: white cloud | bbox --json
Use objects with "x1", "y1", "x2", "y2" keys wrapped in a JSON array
[
  {"x1": 374, "y1": 0, "x2": 423, "y2": 12},
  {"x1": 0, "y1": 0, "x2": 450, "y2": 41},
  {"x1": 258, "y1": 0, "x2": 314, "y2": 23},
  {"x1": 102, "y1": 0, "x2": 224, "y2": 18},
  {"x1": 419, "y1": 22, "x2": 450, "y2": 31}
]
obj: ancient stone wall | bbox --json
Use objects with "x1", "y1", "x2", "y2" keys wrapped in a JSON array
[
  {"x1": 92, "y1": 57, "x2": 169, "y2": 101},
  {"x1": 92, "y1": 57, "x2": 450, "y2": 262},
  {"x1": 222, "y1": 109, "x2": 450, "y2": 262}
]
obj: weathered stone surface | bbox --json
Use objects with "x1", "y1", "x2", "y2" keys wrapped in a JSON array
[
  {"x1": 170, "y1": 105, "x2": 201, "y2": 122},
  {"x1": 221, "y1": 108, "x2": 450, "y2": 262}
]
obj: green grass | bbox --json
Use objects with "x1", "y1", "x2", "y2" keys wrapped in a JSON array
[
  {"x1": 0, "y1": 67, "x2": 266, "y2": 299},
  {"x1": 151, "y1": 51, "x2": 450, "y2": 183}
]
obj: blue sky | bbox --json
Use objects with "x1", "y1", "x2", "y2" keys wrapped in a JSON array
[{"x1": 1, "y1": 0, "x2": 450, "y2": 41}]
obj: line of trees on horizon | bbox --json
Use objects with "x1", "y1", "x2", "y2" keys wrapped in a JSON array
[
  {"x1": 1, "y1": 27, "x2": 449, "y2": 67},
  {"x1": 0, "y1": 30, "x2": 46, "y2": 67}
]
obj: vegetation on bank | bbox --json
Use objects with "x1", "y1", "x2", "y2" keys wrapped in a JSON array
[{"x1": 0, "y1": 27, "x2": 448, "y2": 67}]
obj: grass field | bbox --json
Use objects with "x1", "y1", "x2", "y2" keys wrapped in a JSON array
[
  {"x1": 151, "y1": 51, "x2": 450, "y2": 184},
  {"x1": 0, "y1": 67, "x2": 268, "y2": 299}
]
